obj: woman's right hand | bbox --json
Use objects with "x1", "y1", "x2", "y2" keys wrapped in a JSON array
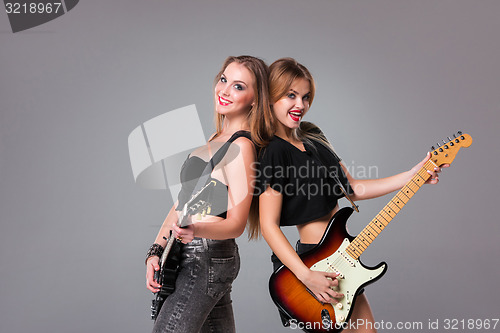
[
  {"x1": 299, "y1": 269, "x2": 344, "y2": 304},
  {"x1": 146, "y1": 256, "x2": 161, "y2": 293}
]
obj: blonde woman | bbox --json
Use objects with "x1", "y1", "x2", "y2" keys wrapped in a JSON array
[{"x1": 145, "y1": 56, "x2": 270, "y2": 333}]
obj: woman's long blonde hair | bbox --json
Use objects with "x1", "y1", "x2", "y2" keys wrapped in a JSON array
[{"x1": 247, "y1": 58, "x2": 335, "y2": 240}]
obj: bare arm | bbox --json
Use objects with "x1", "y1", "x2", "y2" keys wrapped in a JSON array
[
  {"x1": 346, "y1": 153, "x2": 447, "y2": 201},
  {"x1": 259, "y1": 186, "x2": 342, "y2": 303},
  {"x1": 145, "y1": 203, "x2": 179, "y2": 292},
  {"x1": 173, "y1": 137, "x2": 256, "y2": 240},
  {"x1": 153, "y1": 203, "x2": 178, "y2": 245}
]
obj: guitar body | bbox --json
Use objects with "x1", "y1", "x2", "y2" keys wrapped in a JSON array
[
  {"x1": 151, "y1": 237, "x2": 182, "y2": 320},
  {"x1": 269, "y1": 208, "x2": 387, "y2": 332}
]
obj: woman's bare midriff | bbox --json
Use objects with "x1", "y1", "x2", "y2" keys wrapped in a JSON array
[{"x1": 296, "y1": 205, "x2": 339, "y2": 244}]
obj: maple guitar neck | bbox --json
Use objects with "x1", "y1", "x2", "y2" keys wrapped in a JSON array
[
  {"x1": 346, "y1": 133, "x2": 472, "y2": 260},
  {"x1": 345, "y1": 160, "x2": 433, "y2": 259}
]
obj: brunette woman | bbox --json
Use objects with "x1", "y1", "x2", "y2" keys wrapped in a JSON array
[{"x1": 251, "y1": 58, "x2": 446, "y2": 332}]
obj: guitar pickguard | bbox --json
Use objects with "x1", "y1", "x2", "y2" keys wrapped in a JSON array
[{"x1": 310, "y1": 238, "x2": 386, "y2": 325}]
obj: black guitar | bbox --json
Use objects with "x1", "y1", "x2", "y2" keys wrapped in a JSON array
[{"x1": 151, "y1": 180, "x2": 216, "y2": 320}]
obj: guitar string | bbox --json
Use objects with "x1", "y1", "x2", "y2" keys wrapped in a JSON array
[
  {"x1": 309, "y1": 157, "x2": 448, "y2": 311},
  {"x1": 317, "y1": 160, "x2": 435, "y2": 281}
]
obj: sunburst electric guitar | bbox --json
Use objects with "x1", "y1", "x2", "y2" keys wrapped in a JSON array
[{"x1": 269, "y1": 132, "x2": 472, "y2": 332}]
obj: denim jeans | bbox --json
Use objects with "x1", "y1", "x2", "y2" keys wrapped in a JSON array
[{"x1": 152, "y1": 238, "x2": 240, "y2": 333}]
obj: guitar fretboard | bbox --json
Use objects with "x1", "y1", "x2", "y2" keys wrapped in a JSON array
[{"x1": 345, "y1": 160, "x2": 436, "y2": 260}]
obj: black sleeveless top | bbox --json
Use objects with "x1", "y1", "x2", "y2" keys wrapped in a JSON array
[
  {"x1": 257, "y1": 134, "x2": 352, "y2": 226},
  {"x1": 176, "y1": 131, "x2": 252, "y2": 219}
]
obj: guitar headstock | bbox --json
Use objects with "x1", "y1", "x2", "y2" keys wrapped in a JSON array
[
  {"x1": 186, "y1": 199, "x2": 212, "y2": 218},
  {"x1": 179, "y1": 180, "x2": 217, "y2": 227},
  {"x1": 429, "y1": 131, "x2": 472, "y2": 166}
]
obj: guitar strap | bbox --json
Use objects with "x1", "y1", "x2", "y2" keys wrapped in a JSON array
[
  {"x1": 189, "y1": 130, "x2": 251, "y2": 207},
  {"x1": 307, "y1": 140, "x2": 359, "y2": 212}
]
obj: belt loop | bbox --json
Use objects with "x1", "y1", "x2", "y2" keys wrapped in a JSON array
[{"x1": 202, "y1": 238, "x2": 208, "y2": 251}]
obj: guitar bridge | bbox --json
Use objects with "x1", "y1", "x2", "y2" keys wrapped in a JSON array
[{"x1": 321, "y1": 309, "x2": 333, "y2": 331}]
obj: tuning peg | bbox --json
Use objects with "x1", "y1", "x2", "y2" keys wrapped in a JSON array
[
  {"x1": 431, "y1": 145, "x2": 436, "y2": 151},
  {"x1": 457, "y1": 130, "x2": 462, "y2": 135},
  {"x1": 437, "y1": 142, "x2": 441, "y2": 147},
  {"x1": 447, "y1": 136, "x2": 452, "y2": 141},
  {"x1": 453, "y1": 133, "x2": 457, "y2": 138}
]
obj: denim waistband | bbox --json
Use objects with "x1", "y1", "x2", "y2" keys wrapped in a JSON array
[{"x1": 184, "y1": 237, "x2": 236, "y2": 252}]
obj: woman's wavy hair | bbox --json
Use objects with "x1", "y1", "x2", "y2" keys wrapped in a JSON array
[
  {"x1": 210, "y1": 56, "x2": 273, "y2": 240},
  {"x1": 247, "y1": 57, "x2": 335, "y2": 240}
]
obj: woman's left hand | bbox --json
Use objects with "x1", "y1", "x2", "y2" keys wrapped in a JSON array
[
  {"x1": 171, "y1": 222, "x2": 195, "y2": 244},
  {"x1": 411, "y1": 152, "x2": 450, "y2": 184}
]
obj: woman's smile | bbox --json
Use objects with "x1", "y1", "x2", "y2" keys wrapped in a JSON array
[
  {"x1": 218, "y1": 95, "x2": 233, "y2": 106},
  {"x1": 288, "y1": 110, "x2": 303, "y2": 122}
]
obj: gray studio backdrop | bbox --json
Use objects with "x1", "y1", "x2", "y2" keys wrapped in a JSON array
[{"x1": 1, "y1": 1, "x2": 499, "y2": 332}]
